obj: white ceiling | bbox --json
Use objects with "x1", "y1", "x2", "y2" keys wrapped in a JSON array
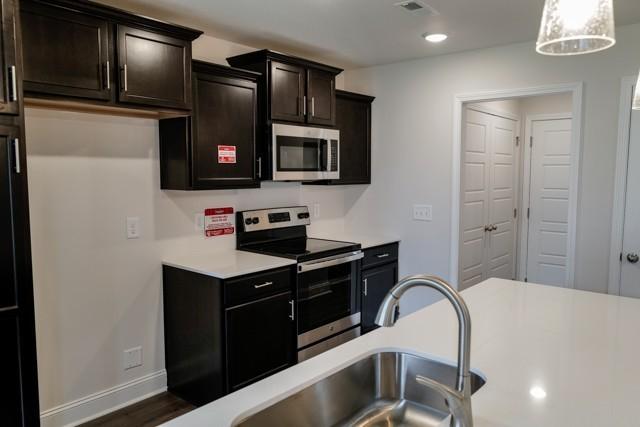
[{"x1": 100, "y1": 0, "x2": 640, "y2": 68}]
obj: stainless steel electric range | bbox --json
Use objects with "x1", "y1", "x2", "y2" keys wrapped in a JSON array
[{"x1": 237, "y1": 206, "x2": 363, "y2": 362}]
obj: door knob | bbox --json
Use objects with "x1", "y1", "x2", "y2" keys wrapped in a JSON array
[
  {"x1": 627, "y1": 253, "x2": 639, "y2": 264},
  {"x1": 491, "y1": 224, "x2": 498, "y2": 232}
]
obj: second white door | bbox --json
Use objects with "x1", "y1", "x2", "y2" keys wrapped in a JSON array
[{"x1": 524, "y1": 117, "x2": 572, "y2": 287}]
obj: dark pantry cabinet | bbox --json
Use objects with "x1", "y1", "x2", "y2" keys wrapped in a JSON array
[
  {"x1": 227, "y1": 50, "x2": 342, "y2": 127},
  {"x1": 361, "y1": 243, "x2": 399, "y2": 333},
  {"x1": 21, "y1": 0, "x2": 201, "y2": 111},
  {"x1": 0, "y1": 3, "x2": 40, "y2": 420},
  {"x1": 159, "y1": 61, "x2": 260, "y2": 190},
  {"x1": 163, "y1": 265, "x2": 296, "y2": 406}
]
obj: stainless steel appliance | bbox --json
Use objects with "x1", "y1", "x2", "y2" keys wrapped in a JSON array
[
  {"x1": 271, "y1": 124, "x2": 339, "y2": 181},
  {"x1": 237, "y1": 206, "x2": 361, "y2": 361}
]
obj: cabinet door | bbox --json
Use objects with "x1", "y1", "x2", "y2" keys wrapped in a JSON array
[
  {"x1": 361, "y1": 262, "x2": 398, "y2": 333},
  {"x1": 117, "y1": 25, "x2": 191, "y2": 110},
  {"x1": 334, "y1": 92, "x2": 372, "y2": 184},
  {"x1": 0, "y1": 0, "x2": 19, "y2": 114},
  {"x1": 21, "y1": 1, "x2": 111, "y2": 101},
  {"x1": 270, "y1": 61, "x2": 305, "y2": 123},
  {"x1": 0, "y1": 316, "x2": 22, "y2": 426},
  {"x1": 192, "y1": 73, "x2": 258, "y2": 189},
  {"x1": 306, "y1": 68, "x2": 335, "y2": 126},
  {"x1": 0, "y1": 130, "x2": 17, "y2": 310},
  {"x1": 225, "y1": 292, "x2": 294, "y2": 391}
]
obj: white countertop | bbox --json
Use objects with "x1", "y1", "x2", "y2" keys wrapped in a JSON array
[
  {"x1": 162, "y1": 279, "x2": 640, "y2": 427},
  {"x1": 162, "y1": 250, "x2": 295, "y2": 279},
  {"x1": 311, "y1": 232, "x2": 400, "y2": 250}
]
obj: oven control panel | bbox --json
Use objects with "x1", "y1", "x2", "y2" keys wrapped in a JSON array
[{"x1": 238, "y1": 206, "x2": 311, "y2": 232}]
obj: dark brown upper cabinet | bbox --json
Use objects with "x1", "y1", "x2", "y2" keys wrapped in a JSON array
[
  {"x1": 306, "y1": 68, "x2": 335, "y2": 126},
  {"x1": 0, "y1": 0, "x2": 20, "y2": 115},
  {"x1": 20, "y1": 0, "x2": 201, "y2": 112},
  {"x1": 159, "y1": 61, "x2": 260, "y2": 190},
  {"x1": 270, "y1": 61, "x2": 305, "y2": 123},
  {"x1": 21, "y1": 1, "x2": 111, "y2": 101},
  {"x1": 227, "y1": 50, "x2": 342, "y2": 127},
  {"x1": 117, "y1": 25, "x2": 191, "y2": 110},
  {"x1": 306, "y1": 90, "x2": 374, "y2": 186}
]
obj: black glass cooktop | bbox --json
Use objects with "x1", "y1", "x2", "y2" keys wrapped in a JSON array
[{"x1": 243, "y1": 237, "x2": 360, "y2": 262}]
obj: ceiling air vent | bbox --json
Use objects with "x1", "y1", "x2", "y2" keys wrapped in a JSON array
[{"x1": 393, "y1": 0, "x2": 439, "y2": 16}]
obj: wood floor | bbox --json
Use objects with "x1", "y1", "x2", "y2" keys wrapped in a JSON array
[{"x1": 80, "y1": 392, "x2": 195, "y2": 427}]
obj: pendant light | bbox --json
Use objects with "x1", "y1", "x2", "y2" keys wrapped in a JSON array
[
  {"x1": 633, "y1": 71, "x2": 640, "y2": 110},
  {"x1": 536, "y1": 0, "x2": 615, "y2": 55}
]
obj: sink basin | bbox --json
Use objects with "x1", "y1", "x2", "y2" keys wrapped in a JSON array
[{"x1": 232, "y1": 351, "x2": 486, "y2": 427}]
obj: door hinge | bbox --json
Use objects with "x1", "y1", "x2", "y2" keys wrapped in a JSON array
[
  {"x1": 527, "y1": 207, "x2": 530, "y2": 219},
  {"x1": 515, "y1": 136, "x2": 520, "y2": 147},
  {"x1": 514, "y1": 208, "x2": 517, "y2": 218},
  {"x1": 620, "y1": 252, "x2": 623, "y2": 262},
  {"x1": 524, "y1": 277, "x2": 528, "y2": 283},
  {"x1": 530, "y1": 136, "x2": 533, "y2": 148}
]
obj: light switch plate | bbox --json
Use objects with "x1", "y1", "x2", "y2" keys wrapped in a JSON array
[
  {"x1": 413, "y1": 204, "x2": 432, "y2": 221},
  {"x1": 126, "y1": 217, "x2": 141, "y2": 239},
  {"x1": 124, "y1": 346, "x2": 142, "y2": 370}
]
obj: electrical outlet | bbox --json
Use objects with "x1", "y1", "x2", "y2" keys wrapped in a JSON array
[
  {"x1": 413, "y1": 204, "x2": 432, "y2": 221},
  {"x1": 124, "y1": 346, "x2": 142, "y2": 370},
  {"x1": 194, "y1": 213, "x2": 205, "y2": 231},
  {"x1": 126, "y1": 217, "x2": 141, "y2": 239},
  {"x1": 313, "y1": 203, "x2": 320, "y2": 219}
]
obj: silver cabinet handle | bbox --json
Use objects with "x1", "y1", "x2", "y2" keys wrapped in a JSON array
[
  {"x1": 121, "y1": 64, "x2": 128, "y2": 92},
  {"x1": 8, "y1": 65, "x2": 17, "y2": 102},
  {"x1": 253, "y1": 281, "x2": 273, "y2": 289},
  {"x1": 105, "y1": 61, "x2": 110, "y2": 90},
  {"x1": 303, "y1": 95, "x2": 307, "y2": 116},
  {"x1": 376, "y1": 253, "x2": 390, "y2": 259},
  {"x1": 628, "y1": 253, "x2": 639, "y2": 264},
  {"x1": 311, "y1": 97, "x2": 315, "y2": 117},
  {"x1": 257, "y1": 157, "x2": 262, "y2": 178},
  {"x1": 12, "y1": 138, "x2": 19, "y2": 174},
  {"x1": 363, "y1": 278, "x2": 368, "y2": 296},
  {"x1": 289, "y1": 300, "x2": 295, "y2": 320}
]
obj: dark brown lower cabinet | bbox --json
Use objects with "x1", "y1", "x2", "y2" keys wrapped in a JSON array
[
  {"x1": 163, "y1": 265, "x2": 295, "y2": 406},
  {"x1": 361, "y1": 243, "x2": 399, "y2": 334},
  {"x1": 225, "y1": 292, "x2": 295, "y2": 391}
]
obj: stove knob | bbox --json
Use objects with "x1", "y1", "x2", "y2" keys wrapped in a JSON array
[
  {"x1": 252, "y1": 217, "x2": 260, "y2": 224},
  {"x1": 244, "y1": 218, "x2": 252, "y2": 226}
]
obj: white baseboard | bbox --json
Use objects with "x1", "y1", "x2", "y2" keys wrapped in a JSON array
[{"x1": 40, "y1": 370, "x2": 167, "y2": 427}]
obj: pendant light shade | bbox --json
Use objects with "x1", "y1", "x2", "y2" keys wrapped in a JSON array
[
  {"x1": 633, "y1": 72, "x2": 640, "y2": 110},
  {"x1": 536, "y1": 0, "x2": 615, "y2": 56}
]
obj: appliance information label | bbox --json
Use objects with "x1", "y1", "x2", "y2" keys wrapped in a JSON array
[
  {"x1": 218, "y1": 145, "x2": 236, "y2": 164},
  {"x1": 204, "y1": 207, "x2": 235, "y2": 237}
]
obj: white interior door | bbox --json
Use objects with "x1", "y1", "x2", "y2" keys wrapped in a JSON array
[
  {"x1": 620, "y1": 109, "x2": 640, "y2": 297},
  {"x1": 460, "y1": 108, "x2": 517, "y2": 289},
  {"x1": 525, "y1": 118, "x2": 572, "y2": 286}
]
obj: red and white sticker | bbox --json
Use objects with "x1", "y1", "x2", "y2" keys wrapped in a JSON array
[
  {"x1": 204, "y1": 207, "x2": 235, "y2": 238},
  {"x1": 218, "y1": 145, "x2": 236, "y2": 164}
]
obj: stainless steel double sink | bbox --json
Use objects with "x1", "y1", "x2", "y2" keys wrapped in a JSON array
[{"x1": 232, "y1": 351, "x2": 486, "y2": 427}]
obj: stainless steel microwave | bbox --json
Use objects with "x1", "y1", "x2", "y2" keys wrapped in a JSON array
[{"x1": 271, "y1": 123, "x2": 340, "y2": 181}]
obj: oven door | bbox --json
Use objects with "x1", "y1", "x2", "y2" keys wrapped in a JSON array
[
  {"x1": 272, "y1": 123, "x2": 339, "y2": 181},
  {"x1": 296, "y1": 251, "x2": 363, "y2": 349}
]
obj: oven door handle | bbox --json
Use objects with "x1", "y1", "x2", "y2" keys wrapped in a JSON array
[{"x1": 298, "y1": 251, "x2": 363, "y2": 273}]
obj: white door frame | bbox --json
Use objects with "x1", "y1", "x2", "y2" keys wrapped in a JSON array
[
  {"x1": 518, "y1": 113, "x2": 573, "y2": 283},
  {"x1": 450, "y1": 82, "x2": 584, "y2": 289},
  {"x1": 608, "y1": 76, "x2": 637, "y2": 295}
]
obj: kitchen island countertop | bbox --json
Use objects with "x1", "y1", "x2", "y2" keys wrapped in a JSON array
[{"x1": 163, "y1": 278, "x2": 640, "y2": 427}]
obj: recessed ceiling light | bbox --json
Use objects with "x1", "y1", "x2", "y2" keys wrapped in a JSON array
[
  {"x1": 529, "y1": 386, "x2": 547, "y2": 400},
  {"x1": 423, "y1": 33, "x2": 448, "y2": 43}
]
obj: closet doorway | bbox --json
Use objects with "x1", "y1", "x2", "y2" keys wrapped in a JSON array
[{"x1": 454, "y1": 87, "x2": 581, "y2": 290}]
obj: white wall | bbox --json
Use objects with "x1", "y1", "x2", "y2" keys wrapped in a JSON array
[
  {"x1": 342, "y1": 23, "x2": 640, "y2": 314},
  {"x1": 27, "y1": 33, "x2": 349, "y2": 420}
]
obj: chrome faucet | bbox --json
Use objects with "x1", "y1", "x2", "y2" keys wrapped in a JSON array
[{"x1": 374, "y1": 275, "x2": 473, "y2": 427}]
